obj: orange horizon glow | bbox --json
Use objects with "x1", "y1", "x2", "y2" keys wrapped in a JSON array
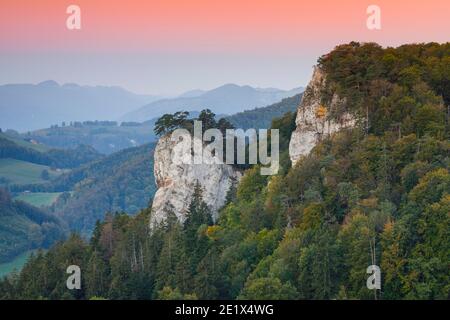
[
  {"x1": 1, "y1": 0, "x2": 448, "y2": 94},
  {"x1": 1, "y1": 0, "x2": 449, "y2": 54}
]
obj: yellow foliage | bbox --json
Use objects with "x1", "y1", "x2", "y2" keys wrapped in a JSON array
[
  {"x1": 316, "y1": 105, "x2": 327, "y2": 118},
  {"x1": 205, "y1": 225, "x2": 221, "y2": 240},
  {"x1": 359, "y1": 197, "x2": 378, "y2": 209}
]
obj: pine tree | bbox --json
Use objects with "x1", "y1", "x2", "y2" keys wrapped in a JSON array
[
  {"x1": 184, "y1": 182, "x2": 213, "y2": 270},
  {"x1": 85, "y1": 250, "x2": 109, "y2": 298},
  {"x1": 154, "y1": 214, "x2": 185, "y2": 294}
]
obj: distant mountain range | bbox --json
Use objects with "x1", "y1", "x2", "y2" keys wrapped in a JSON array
[
  {"x1": 121, "y1": 84, "x2": 304, "y2": 122},
  {"x1": 0, "y1": 80, "x2": 303, "y2": 135},
  {"x1": 0, "y1": 81, "x2": 159, "y2": 132}
]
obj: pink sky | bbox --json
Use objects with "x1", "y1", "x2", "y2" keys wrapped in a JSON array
[{"x1": 0, "y1": 0, "x2": 448, "y2": 93}]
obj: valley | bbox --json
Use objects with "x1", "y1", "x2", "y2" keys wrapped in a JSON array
[
  {"x1": 0, "y1": 88, "x2": 302, "y2": 274},
  {"x1": 0, "y1": 158, "x2": 63, "y2": 185},
  {"x1": 0, "y1": 131, "x2": 156, "y2": 267}
]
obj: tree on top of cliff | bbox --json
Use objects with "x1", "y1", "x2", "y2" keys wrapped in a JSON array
[
  {"x1": 154, "y1": 111, "x2": 190, "y2": 136},
  {"x1": 197, "y1": 109, "x2": 216, "y2": 131},
  {"x1": 154, "y1": 109, "x2": 235, "y2": 137}
]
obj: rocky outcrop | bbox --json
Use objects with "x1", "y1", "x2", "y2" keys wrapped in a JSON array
[
  {"x1": 289, "y1": 67, "x2": 356, "y2": 165},
  {"x1": 150, "y1": 131, "x2": 241, "y2": 226}
]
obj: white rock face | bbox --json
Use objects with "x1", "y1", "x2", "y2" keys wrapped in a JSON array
[
  {"x1": 151, "y1": 131, "x2": 241, "y2": 226},
  {"x1": 289, "y1": 66, "x2": 356, "y2": 165}
]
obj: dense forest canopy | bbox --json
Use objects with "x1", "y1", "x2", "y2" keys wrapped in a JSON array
[
  {"x1": 318, "y1": 42, "x2": 449, "y2": 140},
  {"x1": 1, "y1": 42, "x2": 448, "y2": 300}
]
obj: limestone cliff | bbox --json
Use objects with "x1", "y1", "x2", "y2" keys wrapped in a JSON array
[
  {"x1": 289, "y1": 66, "x2": 356, "y2": 165},
  {"x1": 150, "y1": 131, "x2": 241, "y2": 226}
]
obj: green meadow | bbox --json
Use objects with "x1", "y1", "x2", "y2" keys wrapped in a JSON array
[
  {"x1": 0, "y1": 132, "x2": 50, "y2": 153},
  {"x1": 0, "y1": 158, "x2": 61, "y2": 185},
  {"x1": 14, "y1": 192, "x2": 62, "y2": 207}
]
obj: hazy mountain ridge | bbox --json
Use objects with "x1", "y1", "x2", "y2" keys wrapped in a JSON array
[
  {"x1": 0, "y1": 81, "x2": 160, "y2": 132},
  {"x1": 121, "y1": 84, "x2": 304, "y2": 122}
]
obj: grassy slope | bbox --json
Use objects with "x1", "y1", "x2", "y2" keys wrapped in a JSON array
[
  {"x1": 14, "y1": 192, "x2": 62, "y2": 207},
  {"x1": 0, "y1": 133, "x2": 49, "y2": 153},
  {"x1": 0, "y1": 158, "x2": 62, "y2": 185}
]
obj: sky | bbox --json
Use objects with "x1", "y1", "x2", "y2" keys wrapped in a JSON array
[{"x1": 0, "y1": 0, "x2": 449, "y2": 94}]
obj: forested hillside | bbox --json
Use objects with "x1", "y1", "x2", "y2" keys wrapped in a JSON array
[
  {"x1": 0, "y1": 133, "x2": 102, "y2": 170},
  {"x1": 1, "y1": 42, "x2": 448, "y2": 300},
  {"x1": 47, "y1": 143, "x2": 157, "y2": 235},
  {"x1": 0, "y1": 129, "x2": 156, "y2": 236},
  {"x1": 0, "y1": 188, "x2": 67, "y2": 263},
  {"x1": 7, "y1": 143, "x2": 157, "y2": 236},
  {"x1": 225, "y1": 93, "x2": 302, "y2": 130},
  {"x1": 23, "y1": 121, "x2": 156, "y2": 155}
]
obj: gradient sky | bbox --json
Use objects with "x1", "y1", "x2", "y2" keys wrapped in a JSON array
[{"x1": 0, "y1": 0, "x2": 449, "y2": 94}]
